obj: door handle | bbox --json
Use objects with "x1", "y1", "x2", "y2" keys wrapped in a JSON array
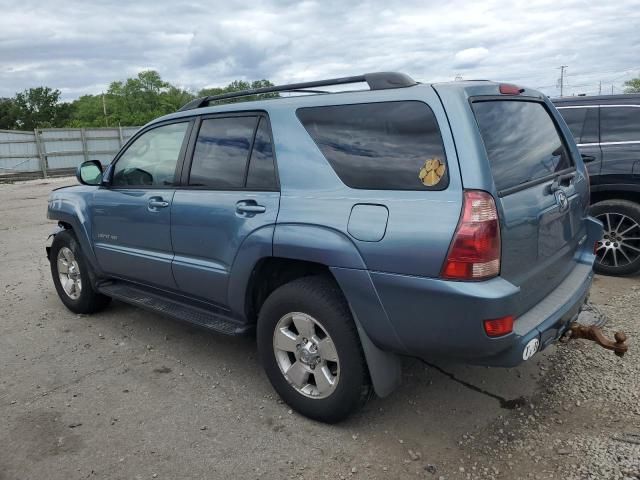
[
  {"x1": 236, "y1": 201, "x2": 266, "y2": 215},
  {"x1": 559, "y1": 172, "x2": 575, "y2": 187},
  {"x1": 581, "y1": 153, "x2": 596, "y2": 163},
  {"x1": 547, "y1": 178, "x2": 561, "y2": 194},
  {"x1": 547, "y1": 172, "x2": 575, "y2": 194},
  {"x1": 148, "y1": 198, "x2": 169, "y2": 209}
]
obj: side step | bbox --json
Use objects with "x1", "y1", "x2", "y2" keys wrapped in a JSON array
[{"x1": 97, "y1": 282, "x2": 251, "y2": 336}]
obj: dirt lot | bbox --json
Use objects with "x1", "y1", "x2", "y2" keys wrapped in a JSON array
[{"x1": 1, "y1": 178, "x2": 638, "y2": 480}]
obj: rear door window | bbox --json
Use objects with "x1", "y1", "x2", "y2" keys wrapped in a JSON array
[
  {"x1": 296, "y1": 101, "x2": 448, "y2": 190},
  {"x1": 557, "y1": 107, "x2": 599, "y2": 144},
  {"x1": 189, "y1": 116, "x2": 258, "y2": 188},
  {"x1": 472, "y1": 101, "x2": 573, "y2": 193},
  {"x1": 600, "y1": 106, "x2": 640, "y2": 142}
]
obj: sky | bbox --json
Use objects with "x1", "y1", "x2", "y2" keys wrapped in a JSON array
[{"x1": 0, "y1": 0, "x2": 639, "y2": 101}]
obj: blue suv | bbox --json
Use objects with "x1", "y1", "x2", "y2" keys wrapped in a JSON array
[{"x1": 47, "y1": 72, "x2": 602, "y2": 422}]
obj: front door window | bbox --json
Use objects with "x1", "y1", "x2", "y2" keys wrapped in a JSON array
[{"x1": 112, "y1": 122, "x2": 189, "y2": 187}]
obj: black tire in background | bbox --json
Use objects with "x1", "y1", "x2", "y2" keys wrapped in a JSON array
[
  {"x1": 591, "y1": 199, "x2": 640, "y2": 276},
  {"x1": 50, "y1": 229, "x2": 111, "y2": 314},
  {"x1": 257, "y1": 275, "x2": 371, "y2": 423}
]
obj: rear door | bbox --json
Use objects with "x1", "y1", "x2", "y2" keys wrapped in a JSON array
[
  {"x1": 472, "y1": 99, "x2": 588, "y2": 315},
  {"x1": 556, "y1": 105, "x2": 602, "y2": 181},
  {"x1": 171, "y1": 114, "x2": 280, "y2": 307}
]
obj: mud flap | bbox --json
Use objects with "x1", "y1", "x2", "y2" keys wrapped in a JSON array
[{"x1": 351, "y1": 312, "x2": 402, "y2": 398}]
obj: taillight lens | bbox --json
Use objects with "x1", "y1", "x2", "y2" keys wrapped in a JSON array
[
  {"x1": 484, "y1": 315, "x2": 514, "y2": 337},
  {"x1": 441, "y1": 190, "x2": 501, "y2": 281},
  {"x1": 499, "y1": 83, "x2": 523, "y2": 95}
]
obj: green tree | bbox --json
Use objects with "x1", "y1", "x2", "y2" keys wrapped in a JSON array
[
  {"x1": 623, "y1": 77, "x2": 640, "y2": 93},
  {"x1": 0, "y1": 97, "x2": 19, "y2": 130},
  {"x1": 66, "y1": 94, "x2": 107, "y2": 127},
  {"x1": 13, "y1": 87, "x2": 70, "y2": 130},
  {"x1": 160, "y1": 86, "x2": 195, "y2": 112},
  {"x1": 16, "y1": 72, "x2": 279, "y2": 129},
  {"x1": 65, "y1": 71, "x2": 185, "y2": 127},
  {"x1": 198, "y1": 79, "x2": 278, "y2": 105}
]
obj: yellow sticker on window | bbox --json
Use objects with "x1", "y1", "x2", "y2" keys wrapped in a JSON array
[{"x1": 418, "y1": 158, "x2": 446, "y2": 186}]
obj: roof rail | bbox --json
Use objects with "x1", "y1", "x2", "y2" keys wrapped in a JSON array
[{"x1": 178, "y1": 72, "x2": 418, "y2": 111}]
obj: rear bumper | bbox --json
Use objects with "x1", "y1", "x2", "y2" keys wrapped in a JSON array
[
  {"x1": 369, "y1": 217, "x2": 601, "y2": 367},
  {"x1": 474, "y1": 262, "x2": 593, "y2": 366}
]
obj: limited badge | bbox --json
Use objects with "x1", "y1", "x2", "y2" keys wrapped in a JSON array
[{"x1": 418, "y1": 158, "x2": 446, "y2": 187}]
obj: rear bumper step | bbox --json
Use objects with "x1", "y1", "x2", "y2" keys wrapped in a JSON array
[{"x1": 97, "y1": 282, "x2": 251, "y2": 336}]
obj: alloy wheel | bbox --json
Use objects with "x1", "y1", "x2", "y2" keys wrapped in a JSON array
[
  {"x1": 595, "y1": 212, "x2": 640, "y2": 269},
  {"x1": 272, "y1": 312, "x2": 340, "y2": 399},
  {"x1": 57, "y1": 246, "x2": 82, "y2": 300}
]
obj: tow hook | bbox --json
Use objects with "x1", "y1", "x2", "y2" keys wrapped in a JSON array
[{"x1": 560, "y1": 323, "x2": 629, "y2": 357}]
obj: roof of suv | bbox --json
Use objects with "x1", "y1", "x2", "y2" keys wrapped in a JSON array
[
  {"x1": 552, "y1": 93, "x2": 640, "y2": 106},
  {"x1": 178, "y1": 72, "x2": 419, "y2": 112},
  {"x1": 151, "y1": 72, "x2": 548, "y2": 128}
]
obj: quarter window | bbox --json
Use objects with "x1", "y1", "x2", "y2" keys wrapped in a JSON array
[
  {"x1": 600, "y1": 106, "x2": 640, "y2": 143},
  {"x1": 189, "y1": 116, "x2": 258, "y2": 188},
  {"x1": 112, "y1": 122, "x2": 189, "y2": 187},
  {"x1": 296, "y1": 101, "x2": 448, "y2": 190},
  {"x1": 246, "y1": 117, "x2": 277, "y2": 190}
]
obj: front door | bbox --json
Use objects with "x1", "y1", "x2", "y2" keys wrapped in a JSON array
[
  {"x1": 91, "y1": 121, "x2": 192, "y2": 289},
  {"x1": 171, "y1": 114, "x2": 280, "y2": 306}
]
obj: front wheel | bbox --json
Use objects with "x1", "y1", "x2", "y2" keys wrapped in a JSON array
[
  {"x1": 591, "y1": 200, "x2": 640, "y2": 276},
  {"x1": 50, "y1": 230, "x2": 111, "y2": 314},
  {"x1": 257, "y1": 276, "x2": 371, "y2": 423}
]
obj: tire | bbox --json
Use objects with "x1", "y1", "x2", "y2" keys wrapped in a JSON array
[
  {"x1": 257, "y1": 275, "x2": 371, "y2": 423},
  {"x1": 591, "y1": 199, "x2": 640, "y2": 276},
  {"x1": 50, "y1": 229, "x2": 111, "y2": 314}
]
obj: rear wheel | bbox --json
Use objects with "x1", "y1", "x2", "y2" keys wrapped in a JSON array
[
  {"x1": 50, "y1": 230, "x2": 111, "y2": 313},
  {"x1": 591, "y1": 200, "x2": 640, "y2": 276},
  {"x1": 257, "y1": 276, "x2": 371, "y2": 423}
]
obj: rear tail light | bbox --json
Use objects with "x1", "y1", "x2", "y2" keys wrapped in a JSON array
[
  {"x1": 441, "y1": 190, "x2": 501, "y2": 281},
  {"x1": 484, "y1": 315, "x2": 514, "y2": 337}
]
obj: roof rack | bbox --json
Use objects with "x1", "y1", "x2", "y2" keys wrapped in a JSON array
[{"x1": 178, "y1": 72, "x2": 418, "y2": 111}]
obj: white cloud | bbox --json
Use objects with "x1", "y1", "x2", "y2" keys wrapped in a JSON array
[
  {"x1": 0, "y1": 0, "x2": 638, "y2": 100},
  {"x1": 454, "y1": 47, "x2": 489, "y2": 68}
]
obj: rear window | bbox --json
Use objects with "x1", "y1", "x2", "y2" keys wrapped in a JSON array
[
  {"x1": 600, "y1": 106, "x2": 640, "y2": 142},
  {"x1": 473, "y1": 101, "x2": 573, "y2": 193},
  {"x1": 296, "y1": 101, "x2": 448, "y2": 190},
  {"x1": 557, "y1": 107, "x2": 599, "y2": 144}
]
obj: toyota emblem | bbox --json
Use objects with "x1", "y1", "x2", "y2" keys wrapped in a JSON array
[{"x1": 555, "y1": 190, "x2": 569, "y2": 212}]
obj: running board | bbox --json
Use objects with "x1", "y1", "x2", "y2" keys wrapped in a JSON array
[{"x1": 97, "y1": 282, "x2": 251, "y2": 336}]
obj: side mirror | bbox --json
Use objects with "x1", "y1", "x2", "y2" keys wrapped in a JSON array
[{"x1": 77, "y1": 160, "x2": 103, "y2": 186}]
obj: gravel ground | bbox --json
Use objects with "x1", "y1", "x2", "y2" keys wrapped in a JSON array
[
  {"x1": 0, "y1": 177, "x2": 638, "y2": 480},
  {"x1": 459, "y1": 275, "x2": 639, "y2": 480}
]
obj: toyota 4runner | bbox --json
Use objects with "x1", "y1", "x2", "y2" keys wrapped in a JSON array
[{"x1": 47, "y1": 73, "x2": 602, "y2": 422}]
